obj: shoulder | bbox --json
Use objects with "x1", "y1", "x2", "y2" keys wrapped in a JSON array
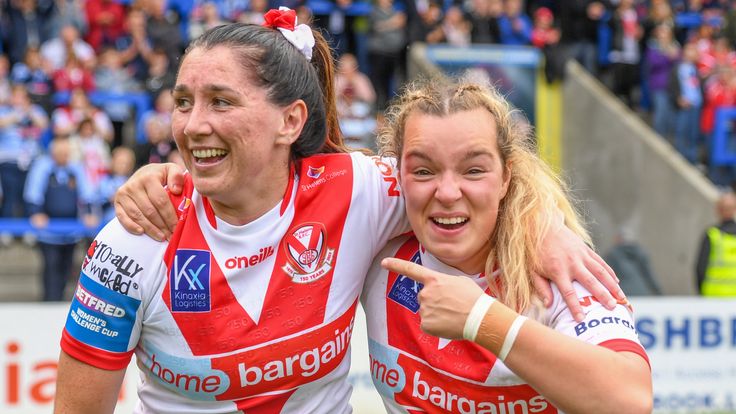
[{"x1": 80, "y1": 219, "x2": 169, "y2": 300}]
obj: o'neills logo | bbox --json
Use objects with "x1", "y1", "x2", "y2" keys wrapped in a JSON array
[
  {"x1": 282, "y1": 222, "x2": 335, "y2": 283},
  {"x1": 225, "y1": 246, "x2": 274, "y2": 269}
]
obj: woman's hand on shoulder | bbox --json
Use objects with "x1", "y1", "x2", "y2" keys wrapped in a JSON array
[
  {"x1": 535, "y1": 224, "x2": 625, "y2": 322},
  {"x1": 114, "y1": 162, "x2": 184, "y2": 242}
]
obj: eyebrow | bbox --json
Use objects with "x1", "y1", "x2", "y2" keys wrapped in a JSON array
[
  {"x1": 172, "y1": 84, "x2": 238, "y2": 94},
  {"x1": 404, "y1": 149, "x2": 495, "y2": 162}
]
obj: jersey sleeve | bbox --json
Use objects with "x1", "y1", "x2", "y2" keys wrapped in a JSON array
[
  {"x1": 544, "y1": 283, "x2": 650, "y2": 367},
  {"x1": 60, "y1": 219, "x2": 166, "y2": 370},
  {"x1": 350, "y1": 152, "x2": 411, "y2": 255}
]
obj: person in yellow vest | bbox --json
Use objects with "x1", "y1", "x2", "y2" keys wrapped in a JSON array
[{"x1": 696, "y1": 191, "x2": 736, "y2": 296}]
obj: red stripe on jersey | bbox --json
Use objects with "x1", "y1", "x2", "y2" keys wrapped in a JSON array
[
  {"x1": 235, "y1": 390, "x2": 295, "y2": 413},
  {"x1": 280, "y1": 162, "x2": 296, "y2": 216},
  {"x1": 598, "y1": 338, "x2": 651, "y2": 369},
  {"x1": 211, "y1": 299, "x2": 357, "y2": 401},
  {"x1": 395, "y1": 354, "x2": 557, "y2": 413},
  {"x1": 386, "y1": 238, "x2": 498, "y2": 382},
  {"x1": 161, "y1": 154, "x2": 355, "y2": 354},
  {"x1": 259, "y1": 154, "x2": 353, "y2": 336},
  {"x1": 60, "y1": 329, "x2": 134, "y2": 371}
]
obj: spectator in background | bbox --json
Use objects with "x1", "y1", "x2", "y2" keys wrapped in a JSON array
[
  {"x1": 604, "y1": 227, "x2": 662, "y2": 296},
  {"x1": 189, "y1": 1, "x2": 227, "y2": 40},
  {"x1": 641, "y1": 0, "x2": 677, "y2": 46},
  {"x1": 117, "y1": 8, "x2": 155, "y2": 84},
  {"x1": 10, "y1": 46, "x2": 54, "y2": 113},
  {"x1": 440, "y1": 5, "x2": 472, "y2": 46},
  {"x1": 137, "y1": 88, "x2": 172, "y2": 143},
  {"x1": 0, "y1": 84, "x2": 49, "y2": 217},
  {"x1": 335, "y1": 53, "x2": 377, "y2": 150},
  {"x1": 498, "y1": 0, "x2": 532, "y2": 45},
  {"x1": 239, "y1": 0, "x2": 270, "y2": 25},
  {"x1": 134, "y1": 115, "x2": 175, "y2": 170},
  {"x1": 85, "y1": 0, "x2": 127, "y2": 52},
  {"x1": 51, "y1": 87, "x2": 113, "y2": 143},
  {"x1": 24, "y1": 136, "x2": 98, "y2": 301},
  {"x1": 68, "y1": 117, "x2": 111, "y2": 193},
  {"x1": 367, "y1": 0, "x2": 406, "y2": 111},
  {"x1": 407, "y1": 0, "x2": 444, "y2": 45},
  {"x1": 52, "y1": 0, "x2": 88, "y2": 38},
  {"x1": 700, "y1": 65, "x2": 736, "y2": 142},
  {"x1": 669, "y1": 41, "x2": 704, "y2": 164},
  {"x1": 724, "y1": 0, "x2": 736, "y2": 47},
  {"x1": 467, "y1": 0, "x2": 502, "y2": 44},
  {"x1": 0, "y1": 55, "x2": 11, "y2": 104},
  {"x1": 644, "y1": 23, "x2": 680, "y2": 137},
  {"x1": 52, "y1": 52, "x2": 96, "y2": 93},
  {"x1": 141, "y1": 0, "x2": 185, "y2": 68},
  {"x1": 608, "y1": 0, "x2": 643, "y2": 108},
  {"x1": 696, "y1": 191, "x2": 736, "y2": 296},
  {"x1": 40, "y1": 23, "x2": 96, "y2": 72},
  {"x1": 142, "y1": 48, "x2": 175, "y2": 101},
  {"x1": 698, "y1": 35, "x2": 736, "y2": 80},
  {"x1": 558, "y1": 0, "x2": 610, "y2": 75},
  {"x1": 3, "y1": 0, "x2": 56, "y2": 65},
  {"x1": 531, "y1": 6, "x2": 564, "y2": 82},
  {"x1": 94, "y1": 47, "x2": 142, "y2": 148},
  {"x1": 98, "y1": 146, "x2": 135, "y2": 224}
]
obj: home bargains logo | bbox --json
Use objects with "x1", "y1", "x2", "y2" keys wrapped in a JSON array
[
  {"x1": 170, "y1": 249, "x2": 211, "y2": 312},
  {"x1": 282, "y1": 222, "x2": 334, "y2": 284}
]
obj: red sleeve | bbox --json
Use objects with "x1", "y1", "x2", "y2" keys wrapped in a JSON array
[
  {"x1": 61, "y1": 329, "x2": 134, "y2": 371},
  {"x1": 598, "y1": 338, "x2": 650, "y2": 370}
]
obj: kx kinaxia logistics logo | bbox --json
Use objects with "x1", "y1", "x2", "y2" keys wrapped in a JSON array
[{"x1": 171, "y1": 249, "x2": 211, "y2": 312}]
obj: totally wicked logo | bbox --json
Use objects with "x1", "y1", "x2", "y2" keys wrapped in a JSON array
[
  {"x1": 282, "y1": 223, "x2": 335, "y2": 284},
  {"x1": 83, "y1": 240, "x2": 143, "y2": 295}
]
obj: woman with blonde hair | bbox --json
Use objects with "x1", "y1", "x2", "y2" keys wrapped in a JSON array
[{"x1": 367, "y1": 77, "x2": 652, "y2": 413}]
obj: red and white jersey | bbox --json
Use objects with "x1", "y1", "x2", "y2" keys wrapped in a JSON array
[
  {"x1": 361, "y1": 236, "x2": 649, "y2": 414},
  {"x1": 60, "y1": 152, "x2": 409, "y2": 414}
]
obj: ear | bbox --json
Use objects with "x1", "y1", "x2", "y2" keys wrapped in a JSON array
[
  {"x1": 275, "y1": 99, "x2": 308, "y2": 146},
  {"x1": 499, "y1": 160, "x2": 511, "y2": 200}
]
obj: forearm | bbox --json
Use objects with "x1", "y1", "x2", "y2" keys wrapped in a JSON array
[{"x1": 475, "y1": 302, "x2": 651, "y2": 413}]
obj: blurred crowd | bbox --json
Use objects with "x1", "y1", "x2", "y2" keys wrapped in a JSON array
[{"x1": 0, "y1": 0, "x2": 735, "y2": 299}]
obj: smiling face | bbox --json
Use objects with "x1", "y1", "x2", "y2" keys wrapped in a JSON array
[
  {"x1": 171, "y1": 45, "x2": 300, "y2": 223},
  {"x1": 399, "y1": 108, "x2": 510, "y2": 274}
]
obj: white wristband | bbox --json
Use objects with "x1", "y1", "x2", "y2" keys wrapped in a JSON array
[
  {"x1": 462, "y1": 294, "x2": 496, "y2": 341},
  {"x1": 498, "y1": 315, "x2": 527, "y2": 362}
]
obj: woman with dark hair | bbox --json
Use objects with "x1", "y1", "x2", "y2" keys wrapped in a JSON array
[{"x1": 56, "y1": 9, "x2": 622, "y2": 413}]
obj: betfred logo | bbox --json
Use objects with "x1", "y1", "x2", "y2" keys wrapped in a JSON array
[
  {"x1": 282, "y1": 223, "x2": 335, "y2": 283},
  {"x1": 225, "y1": 246, "x2": 274, "y2": 270},
  {"x1": 75, "y1": 285, "x2": 126, "y2": 317},
  {"x1": 170, "y1": 249, "x2": 211, "y2": 312}
]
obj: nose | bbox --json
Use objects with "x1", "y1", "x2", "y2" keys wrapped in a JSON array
[
  {"x1": 434, "y1": 172, "x2": 462, "y2": 205},
  {"x1": 182, "y1": 102, "x2": 213, "y2": 138}
]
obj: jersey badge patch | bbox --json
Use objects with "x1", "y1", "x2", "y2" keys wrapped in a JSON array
[
  {"x1": 170, "y1": 249, "x2": 211, "y2": 312},
  {"x1": 282, "y1": 222, "x2": 335, "y2": 283},
  {"x1": 307, "y1": 165, "x2": 325, "y2": 179},
  {"x1": 387, "y1": 251, "x2": 423, "y2": 312}
]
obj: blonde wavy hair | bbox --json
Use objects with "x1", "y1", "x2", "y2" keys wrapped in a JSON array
[{"x1": 378, "y1": 77, "x2": 591, "y2": 312}]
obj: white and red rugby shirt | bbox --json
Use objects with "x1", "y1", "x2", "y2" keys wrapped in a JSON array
[
  {"x1": 361, "y1": 235, "x2": 650, "y2": 414},
  {"x1": 60, "y1": 152, "x2": 409, "y2": 414}
]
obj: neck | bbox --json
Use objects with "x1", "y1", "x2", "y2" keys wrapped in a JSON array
[{"x1": 208, "y1": 160, "x2": 292, "y2": 226}]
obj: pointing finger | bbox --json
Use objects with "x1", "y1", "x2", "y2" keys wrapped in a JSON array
[{"x1": 381, "y1": 258, "x2": 437, "y2": 285}]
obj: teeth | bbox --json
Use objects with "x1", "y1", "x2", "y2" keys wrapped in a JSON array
[
  {"x1": 433, "y1": 217, "x2": 468, "y2": 225},
  {"x1": 192, "y1": 148, "x2": 228, "y2": 158}
]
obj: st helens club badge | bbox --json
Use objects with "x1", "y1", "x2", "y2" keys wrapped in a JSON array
[{"x1": 282, "y1": 222, "x2": 335, "y2": 283}]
